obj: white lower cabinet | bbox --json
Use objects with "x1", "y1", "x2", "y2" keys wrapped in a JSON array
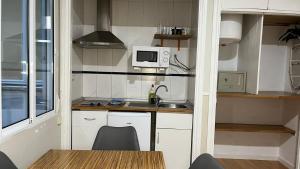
[
  {"x1": 155, "y1": 113, "x2": 193, "y2": 169},
  {"x1": 72, "y1": 111, "x2": 108, "y2": 150}
]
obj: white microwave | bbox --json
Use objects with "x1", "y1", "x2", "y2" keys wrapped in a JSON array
[{"x1": 132, "y1": 46, "x2": 171, "y2": 68}]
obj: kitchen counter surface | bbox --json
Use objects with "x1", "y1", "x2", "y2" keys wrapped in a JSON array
[{"x1": 72, "y1": 99, "x2": 193, "y2": 114}]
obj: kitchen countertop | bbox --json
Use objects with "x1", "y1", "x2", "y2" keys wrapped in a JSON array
[{"x1": 72, "y1": 99, "x2": 193, "y2": 114}]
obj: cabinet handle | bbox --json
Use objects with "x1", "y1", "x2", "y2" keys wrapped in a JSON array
[
  {"x1": 84, "y1": 118, "x2": 96, "y2": 121},
  {"x1": 157, "y1": 132, "x2": 160, "y2": 144}
]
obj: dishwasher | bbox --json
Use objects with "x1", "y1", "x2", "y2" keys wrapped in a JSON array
[{"x1": 107, "y1": 112, "x2": 151, "y2": 151}]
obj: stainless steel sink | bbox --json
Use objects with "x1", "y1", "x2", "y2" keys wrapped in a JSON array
[{"x1": 158, "y1": 103, "x2": 188, "y2": 109}]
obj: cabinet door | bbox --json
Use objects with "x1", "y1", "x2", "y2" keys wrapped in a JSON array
[
  {"x1": 155, "y1": 129, "x2": 192, "y2": 169},
  {"x1": 221, "y1": 0, "x2": 268, "y2": 11},
  {"x1": 72, "y1": 111, "x2": 108, "y2": 150},
  {"x1": 268, "y1": 0, "x2": 300, "y2": 12}
]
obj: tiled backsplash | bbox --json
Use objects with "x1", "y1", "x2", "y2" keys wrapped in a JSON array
[{"x1": 79, "y1": 46, "x2": 190, "y2": 100}]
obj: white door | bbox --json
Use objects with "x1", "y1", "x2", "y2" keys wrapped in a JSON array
[
  {"x1": 268, "y1": 0, "x2": 300, "y2": 13},
  {"x1": 155, "y1": 129, "x2": 192, "y2": 169},
  {"x1": 221, "y1": 0, "x2": 268, "y2": 11},
  {"x1": 72, "y1": 111, "x2": 108, "y2": 150}
]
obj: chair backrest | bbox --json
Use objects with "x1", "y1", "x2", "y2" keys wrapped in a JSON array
[
  {"x1": 0, "y1": 151, "x2": 18, "y2": 169},
  {"x1": 92, "y1": 126, "x2": 140, "y2": 151},
  {"x1": 189, "y1": 154, "x2": 224, "y2": 169}
]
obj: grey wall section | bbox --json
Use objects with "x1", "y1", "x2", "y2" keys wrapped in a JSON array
[{"x1": 0, "y1": 117, "x2": 61, "y2": 169}]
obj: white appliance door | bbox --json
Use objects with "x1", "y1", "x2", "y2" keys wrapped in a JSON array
[{"x1": 107, "y1": 112, "x2": 151, "y2": 151}]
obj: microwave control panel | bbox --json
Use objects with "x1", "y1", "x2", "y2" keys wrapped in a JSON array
[{"x1": 159, "y1": 48, "x2": 171, "y2": 67}]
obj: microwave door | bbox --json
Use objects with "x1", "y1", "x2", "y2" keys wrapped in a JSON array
[{"x1": 136, "y1": 51, "x2": 158, "y2": 66}]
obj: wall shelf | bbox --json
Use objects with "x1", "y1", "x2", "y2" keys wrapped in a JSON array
[
  {"x1": 217, "y1": 91, "x2": 300, "y2": 100},
  {"x1": 216, "y1": 123, "x2": 296, "y2": 135},
  {"x1": 154, "y1": 34, "x2": 192, "y2": 51}
]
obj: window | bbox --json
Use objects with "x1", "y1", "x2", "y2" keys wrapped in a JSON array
[
  {"x1": 36, "y1": 0, "x2": 54, "y2": 116},
  {"x1": 1, "y1": 0, "x2": 55, "y2": 130},
  {"x1": 1, "y1": 0, "x2": 29, "y2": 128}
]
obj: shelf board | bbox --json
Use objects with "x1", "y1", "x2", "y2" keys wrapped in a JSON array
[
  {"x1": 216, "y1": 123, "x2": 295, "y2": 135},
  {"x1": 264, "y1": 15, "x2": 300, "y2": 26},
  {"x1": 154, "y1": 34, "x2": 192, "y2": 40},
  {"x1": 217, "y1": 91, "x2": 300, "y2": 99},
  {"x1": 154, "y1": 34, "x2": 192, "y2": 51}
]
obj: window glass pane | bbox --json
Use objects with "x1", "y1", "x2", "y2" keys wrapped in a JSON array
[
  {"x1": 36, "y1": 0, "x2": 54, "y2": 116},
  {"x1": 1, "y1": 0, "x2": 29, "y2": 128}
]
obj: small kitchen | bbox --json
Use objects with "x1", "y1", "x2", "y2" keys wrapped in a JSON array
[{"x1": 70, "y1": 0, "x2": 198, "y2": 169}]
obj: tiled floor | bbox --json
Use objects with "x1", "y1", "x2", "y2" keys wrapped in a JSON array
[{"x1": 218, "y1": 159, "x2": 288, "y2": 169}]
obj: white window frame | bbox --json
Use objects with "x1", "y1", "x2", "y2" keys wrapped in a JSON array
[{"x1": 0, "y1": 0, "x2": 59, "y2": 141}]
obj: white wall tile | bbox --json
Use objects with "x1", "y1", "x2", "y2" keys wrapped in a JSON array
[
  {"x1": 83, "y1": 49, "x2": 98, "y2": 71},
  {"x1": 112, "y1": 75, "x2": 127, "y2": 98},
  {"x1": 112, "y1": 49, "x2": 128, "y2": 72},
  {"x1": 72, "y1": 74, "x2": 83, "y2": 100},
  {"x1": 84, "y1": 0, "x2": 97, "y2": 26},
  {"x1": 127, "y1": 75, "x2": 142, "y2": 99},
  {"x1": 98, "y1": 49, "x2": 113, "y2": 71},
  {"x1": 170, "y1": 76, "x2": 188, "y2": 101},
  {"x1": 167, "y1": 48, "x2": 190, "y2": 74},
  {"x1": 83, "y1": 74, "x2": 97, "y2": 97},
  {"x1": 128, "y1": 1, "x2": 144, "y2": 26},
  {"x1": 141, "y1": 76, "x2": 157, "y2": 99},
  {"x1": 112, "y1": 0, "x2": 129, "y2": 26},
  {"x1": 143, "y1": 0, "x2": 159, "y2": 26},
  {"x1": 97, "y1": 74, "x2": 112, "y2": 98},
  {"x1": 156, "y1": 76, "x2": 171, "y2": 100},
  {"x1": 174, "y1": 2, "x2": 192, "y2": 27},
  {"x1": 158, "y1": 0, "x2": 174, "y2": 26}
]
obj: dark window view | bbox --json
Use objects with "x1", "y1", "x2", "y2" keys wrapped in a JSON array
[
  {"x1": 36, "y1": 0, "x2": 54, "y2": 116},
  {"x1": 1, "y1": 0, "x2": 29, "y2": 128}
]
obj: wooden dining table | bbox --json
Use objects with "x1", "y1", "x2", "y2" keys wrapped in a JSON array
[{"x1": 28, "y1": 149, "x2": 166, "y2": 169}]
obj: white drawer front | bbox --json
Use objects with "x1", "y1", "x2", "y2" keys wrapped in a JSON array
[
  {"x1": 156, "y1": 113, "x2": 193, "y2": 130},
  {"x1": 72, "y1": 111, "x2": 108, "y2": 127}
]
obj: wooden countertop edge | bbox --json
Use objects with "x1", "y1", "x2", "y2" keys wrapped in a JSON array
[{"x1": 71, "y1": 105, "x2": 193, "y2": 114}]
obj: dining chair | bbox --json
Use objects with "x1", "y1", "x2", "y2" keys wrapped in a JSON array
[
  {"x1": 92, "y1": 126, "x2": 140, "y2": 151},
  {"x1": 0, "y1": 151, "x2": 18, "y2": 169},
  {"x1": 189, "y1": 153, "x2": 224, "y2": 169}
]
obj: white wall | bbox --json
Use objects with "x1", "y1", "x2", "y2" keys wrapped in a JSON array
[
  {"x1": 0, "y1": 117, "x2": 61, "y2": 169},
  {"x1": 218, "y1": 25, "x2": 292, "y2": 92},
  {"x1": 218, "y1": 44, "x2": 239, "y2": 71},
  {"x1": 259, "y1": 26, "x2": 291, "y2": 92}
]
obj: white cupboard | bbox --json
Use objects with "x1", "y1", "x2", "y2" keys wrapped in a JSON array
[
  {"x1": 221, "y1": 0, "x2": 268, "y2": 11},
  {"x1": 155, "y1": 113, "x2": 193, "y2": 169},
  {"x1": 268, "y1": 0, "x2": 300, "y2": 13},
  {"x1": 72, "y1": 111, "x2": 108, "y2": 150}
]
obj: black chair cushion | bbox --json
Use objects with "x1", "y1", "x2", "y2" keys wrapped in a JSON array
[
  {"x1": 189, "y1": 154, "x2": 224, "y2": 169},
  {"x1": 0, "y1": 151, "x2": 18, "y2": 169},
  {"x1": 92, "y1": 126, "x2": 140, "y2": 151}
]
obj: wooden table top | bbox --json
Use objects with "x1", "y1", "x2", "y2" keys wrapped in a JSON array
[{"x1": 28, "y1": 150, "x2": 166, "y2": 169}]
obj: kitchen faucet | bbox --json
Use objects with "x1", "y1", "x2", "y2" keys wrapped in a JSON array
[{"x1": 154, "y1": 85, "x2": 168, "y2": 105}]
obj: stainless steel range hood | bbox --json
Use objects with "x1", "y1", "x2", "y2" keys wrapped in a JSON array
[{"x1": 73, "y1": 0, "x2": 126, "y2": 49}]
